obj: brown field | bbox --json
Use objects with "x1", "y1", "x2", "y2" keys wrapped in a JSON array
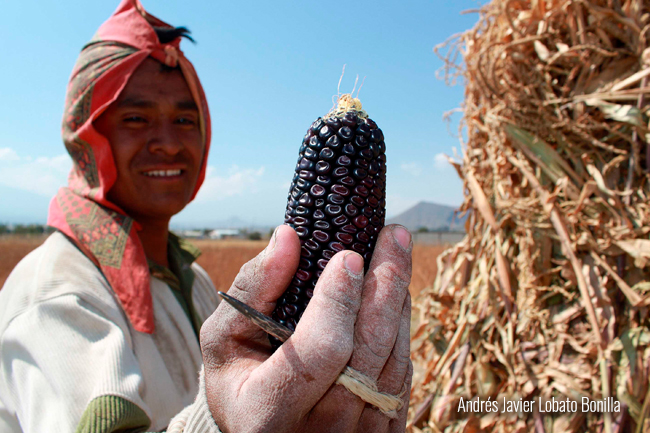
[
  {"x1": 0, "y1": 236, "x2": 48, "y2": 287},
  {"x1": 0, "y1": 235, "x2": 446, "y2": 298}
]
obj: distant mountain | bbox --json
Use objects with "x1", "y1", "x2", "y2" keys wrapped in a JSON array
[{"x1": 387, "y1": 201, "x2": 466, "y2": 231}]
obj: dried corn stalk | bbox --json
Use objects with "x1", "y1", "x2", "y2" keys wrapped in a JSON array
[{"x1": 409, "y1": 1, "x2": 650, "y2": 432}]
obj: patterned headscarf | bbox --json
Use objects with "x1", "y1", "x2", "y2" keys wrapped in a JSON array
[{"x1": 47, "y1": 0, "x2": 211, "y2": 334}]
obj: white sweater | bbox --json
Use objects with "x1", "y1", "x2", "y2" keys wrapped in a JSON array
[{"x1": 0, "y1": 232, "x2": 221, "y2": 432}]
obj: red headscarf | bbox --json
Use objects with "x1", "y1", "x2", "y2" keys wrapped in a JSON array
[{"x1": 47, "y1": 0, "x2": 211, "y2": 333}]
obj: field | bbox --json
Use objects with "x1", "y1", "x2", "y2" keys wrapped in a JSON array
[{"x1": 0, "y1": 235, "x2": 447, "y2": 298}]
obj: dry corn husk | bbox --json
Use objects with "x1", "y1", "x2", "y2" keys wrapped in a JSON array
[{"x1": 409, "y1": 1, "x2": 650, "y2": 432}]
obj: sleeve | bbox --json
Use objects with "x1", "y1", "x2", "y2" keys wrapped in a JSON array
[
  {"x1": 0, "y1": 293, "x2": 220, "y2": 433},
  {"x1": 167, "y1": 367, "x2": 222, "y2": 433},
  {"x1": 0, "y1": 293, "x2": 152, "y2": 432}
]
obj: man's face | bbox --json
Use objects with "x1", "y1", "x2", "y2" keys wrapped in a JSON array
[{"x1": 94, "y1": 58, "x2": 204, "y2": 222}]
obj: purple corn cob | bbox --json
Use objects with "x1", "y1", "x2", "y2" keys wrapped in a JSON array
[{"x1": 271, "y1": 95, "x2": 387, "y2": 348}]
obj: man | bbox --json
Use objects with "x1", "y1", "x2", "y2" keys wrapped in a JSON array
[{"x1": 0, "y1": 1, "x2": 413, "y2": 432}]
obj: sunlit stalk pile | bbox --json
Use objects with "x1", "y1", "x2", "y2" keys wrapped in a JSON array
[{"x1": 409, "y1": 1, "x2": 650, "y2": 432}]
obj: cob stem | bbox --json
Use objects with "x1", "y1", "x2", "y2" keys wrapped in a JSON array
[{"x1": 325, "y1": 94, "x2": 368, "y2": 120}]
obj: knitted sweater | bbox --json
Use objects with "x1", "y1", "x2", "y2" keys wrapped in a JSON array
[{"x1": 0, "y1": 232, "x2": 221, "y2": 432}]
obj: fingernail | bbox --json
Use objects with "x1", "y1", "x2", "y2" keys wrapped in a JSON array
[
  {"x1": 344, "y1": 252, "x2": 364, "y2": 275},
  {"x1": 268, "y1": 226, "x2": 279, "y2": 251},
  {"x1": 393, "y1": 226, "x2": 411, "y2": 250}
]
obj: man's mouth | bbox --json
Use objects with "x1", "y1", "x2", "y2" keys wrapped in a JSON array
[{"x1": 142, "y1": 169, "x2": 184, "y2": 177}]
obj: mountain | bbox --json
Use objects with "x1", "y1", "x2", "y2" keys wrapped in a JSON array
[{"x1": 386, "y1": 201, "x2": 466, "y2": 232}]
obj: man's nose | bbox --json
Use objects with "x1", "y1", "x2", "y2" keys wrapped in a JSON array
[{"x1": 147, "y1": 119, "x2": 183, "y2": 155}]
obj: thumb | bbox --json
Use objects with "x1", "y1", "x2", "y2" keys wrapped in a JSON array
[
  {"x1": 201, "y1": 224, "x2": 300, "y2": 360},
  {"x1": 228, "y1": 224, "x2": 301, "y2": 313}
]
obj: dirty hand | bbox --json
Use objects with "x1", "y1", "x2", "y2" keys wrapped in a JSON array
[{"x1": 200, "y1": 224, "x2": 413, "y2": 433}]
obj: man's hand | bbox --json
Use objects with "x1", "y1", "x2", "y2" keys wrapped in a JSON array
[{"x1": 200, "y1": 224, "x2": 413, "y2": 433}]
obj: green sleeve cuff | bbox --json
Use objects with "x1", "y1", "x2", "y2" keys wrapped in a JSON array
[{"x1": 75, "y1": 395, "x2": 150, "y2": 433}]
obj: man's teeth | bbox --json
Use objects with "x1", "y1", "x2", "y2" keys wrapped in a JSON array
[{"x1": 144, "y1": 169, "x2": 182, "y2": 177}]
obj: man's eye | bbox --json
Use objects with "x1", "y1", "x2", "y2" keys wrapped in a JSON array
[
  {"x1": 123, "y1": 116, "x2": 147, "y2": 123},
  {"x1": 176, "y1": 117, "x2": 197, "y2": 126}
]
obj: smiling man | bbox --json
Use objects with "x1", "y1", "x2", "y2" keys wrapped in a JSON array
[
  {"x1": 0, "y1": 1, "x2": 413, "y2": 432},
  {"x1": 93, "y1": 57, "x2": 205, "y2": 268},
  {"x1": 0, "y1": 1, "x2": 220, "y2": 430}
]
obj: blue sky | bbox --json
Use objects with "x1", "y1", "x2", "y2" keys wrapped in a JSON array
[{"x1": 0, "y1": 0, "x2": 480, "y2": 228}]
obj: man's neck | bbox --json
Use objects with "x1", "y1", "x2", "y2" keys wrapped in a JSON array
[{"x1": 136, "y1": 217, "x2": 171, "y2": 268}]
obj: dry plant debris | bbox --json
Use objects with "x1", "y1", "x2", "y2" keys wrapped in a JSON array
[{"x1": 409, "y1": 1, "x2": 650, "y2": 432}]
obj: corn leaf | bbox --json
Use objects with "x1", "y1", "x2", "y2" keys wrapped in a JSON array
[
  {"x1": 632, "y1": 282, "x2": 650, "y2": 293},
  {"x1": 616, "y1": 240, "x2": 650, "y2": 268},
  {"x1": 504, "y1": 124, "x2": 582, "y2": 187},
  {"x1": 584, "y1": 99, "x2": 645, "y2": 127}
]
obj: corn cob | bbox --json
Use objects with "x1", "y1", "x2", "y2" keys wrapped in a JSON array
[{"x1": 271, "y1": 94, "x2": 386, "y2": 348}]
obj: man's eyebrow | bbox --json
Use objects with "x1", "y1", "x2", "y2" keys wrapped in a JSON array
[
  {"x1": 177, "y1": 100, "x2": 198, "y2": 111},
  {"x1": 115, "y1": 98, "x2": 198, "y2": 111}
]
